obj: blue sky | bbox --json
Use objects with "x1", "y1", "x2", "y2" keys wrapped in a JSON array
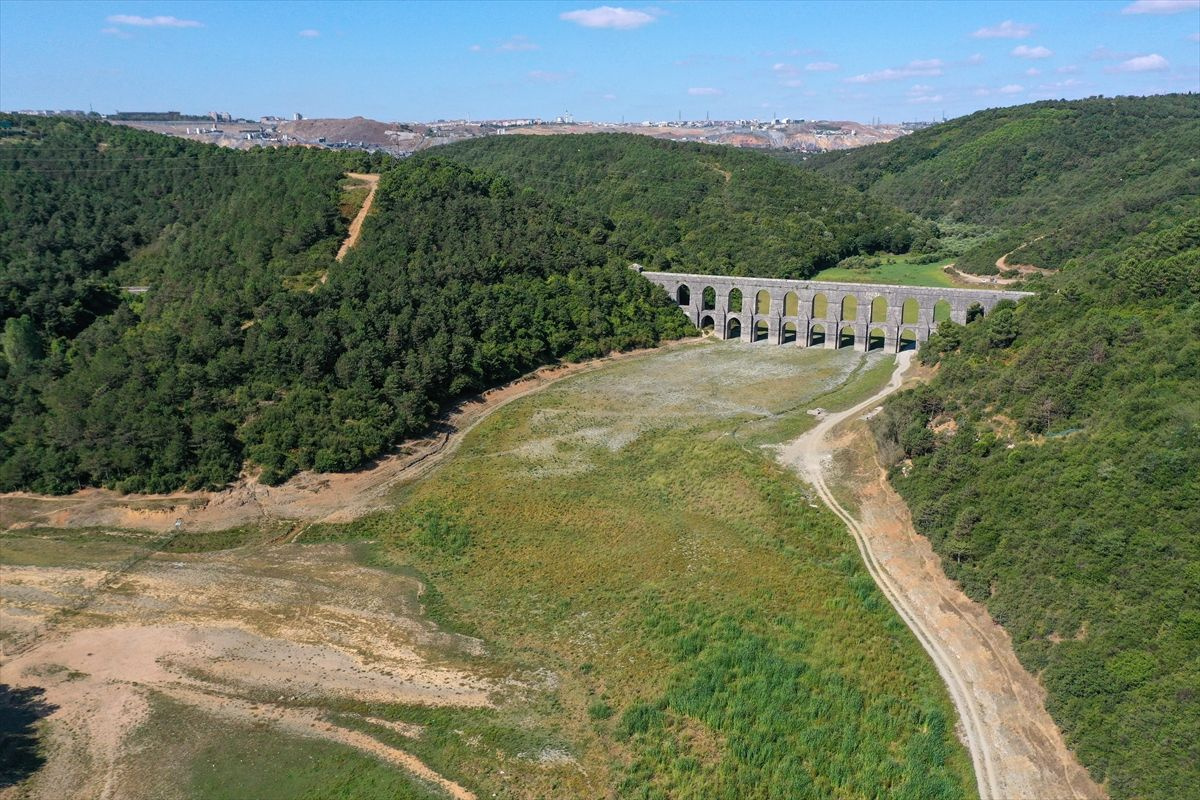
[{"x1": 2, "y1": 0, "x2": 1197, "y2": 122}]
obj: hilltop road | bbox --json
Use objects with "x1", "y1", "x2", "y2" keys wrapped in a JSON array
[{"x1": 335, "y1": 172, "x2": 380, "y2": 262}]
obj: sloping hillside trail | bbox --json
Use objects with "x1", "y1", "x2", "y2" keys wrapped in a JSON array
[
  {"x1": 945, "y1": 235, "x2": 1056, "y2": 287},
  {"x1": 775, "y1": 352, "x2": 1105, "y2": 800},
  {"x1": 2, "y1": 337, "x2": 708, "y2": 537},
  {"x1": 334, "y1": 172, "x2": 380, "y2": 263}
]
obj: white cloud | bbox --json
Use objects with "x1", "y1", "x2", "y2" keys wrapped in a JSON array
[
  {"x1": 805, "y1": 61, "x2": 839, "y2": 72},
  {"x1": 972, "y1": 20, "x2": 1035, "y2": 39},
  {"x1": 1026, "y1": 67, "x2": 1041, "y2": 76},
  {"x1": 528, "y1": 70, "x2": 571, "y2": 82},
  {"x1": 497, "y1": 35, "x2": 539, "y2": 52},
  {"x1": 1012, "y1": 44, "x2": 1053, "y2": 59},
  {"x1": 905, "y1": 83, "x2": 942, "y2": 104},
  {"x1": 977, "y1": 83, "x2": 1030, "y2": 96},
  {"x1": 298, "y1": 29, "x2": 320, "y2": 38},
  {"x1": 770, "y1": 64, "x2": 807, "y2": 87},
  {"x1": 100, "y1": 26, "x2": 132, "y2": 38},
  {"x1": 471, "y1": 35, "x2": 539, "y2": 53},
  {"x1": 106, "y1": 14, "x2": 202, "y2": 28},
  {"x1": 1121, "y1": 0, "x2": 1199, "y2": 14},
  {"x1": 559, "y1": 6, "x2": 656, "y2": 29},
  {"x1": 1188, "y1": 32, "x2": 1200, "y2": 41},
  {"x1": 1109, "y1": 53, "x2": 1170, "y2": 72},
  {"x1": 845, "y1": 58, "x2": 943, "y2": 83},
  {"x1": 688, "y1": 87, "x2": 722, "y2": 96},
  {"x1": 965, "y1": 53, "x2": 985, "y2": 65},
  {"x1": 1057, "y1": 65, "x2": 1080, "y2": 73},
  {"x1": 1090, "y1": 45, "x2": 1132, "y2": 61},
  {"x1": 602, "y1": 93, "x2": 618, "y2": 100},
  {"x1": 1041, "y1": 78, "x2": 1083, "y2": 90}
]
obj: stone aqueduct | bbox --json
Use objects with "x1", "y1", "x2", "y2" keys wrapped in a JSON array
[{"x1": 638, "y1": 269, "x2": 1033, "y2": 353}]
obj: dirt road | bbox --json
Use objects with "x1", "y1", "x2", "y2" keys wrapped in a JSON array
[
  {"x1": 775, "y1": 353, "x2": 1104, "y2": 800},
  {"x1": 335, "y1": 172, "x2": 380, "y2": 263},
  {"x1": 943, "y1": 235, "x2": 1056, "y2": 287}
]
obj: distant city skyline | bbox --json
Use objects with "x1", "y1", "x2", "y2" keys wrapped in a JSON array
[{"x1": 2, "y1": 0, "x2": 1197, "y2": 123}]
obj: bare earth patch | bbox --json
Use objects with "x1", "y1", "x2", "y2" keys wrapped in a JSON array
[{"x1": 1, "y1": 543, "x2": 495, "y2": 800}]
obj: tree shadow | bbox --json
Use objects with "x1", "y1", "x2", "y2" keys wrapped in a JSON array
[{"x1": 0, "y1": 684, "x2": 58, "y2": 788}]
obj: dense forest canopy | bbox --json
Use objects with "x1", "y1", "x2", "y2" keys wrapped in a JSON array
[
  {"x1": 804, "y1": 94, "x2": 1200, "y2": 274},
  {"x1": 856, "y1": 96, "x2": 1200, "y2": 799},
  {"x1": 0, "y1": 116, "x2": 689, "y2": 492},
  {"x1": 427, "y1": 133, "x2": 936, "y2": 278}
]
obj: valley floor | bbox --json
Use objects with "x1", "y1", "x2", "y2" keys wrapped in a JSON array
[{"x1": 1, "y1": 340, "x2": 1092, "y2": 798}]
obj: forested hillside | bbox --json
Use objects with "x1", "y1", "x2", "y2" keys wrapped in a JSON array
[
  {"x1": 0, "y1": 116, "x2": 688, "y2": 492},
  {"x1": 428, "y1": 133, "x2": 935, "y2": 278},
  {"x1": 806, "y1": 94, "x2": 1200, "y2": 274},
  {"x1": 860, "y1": 96, "x2": 1200, "y2": 799}
]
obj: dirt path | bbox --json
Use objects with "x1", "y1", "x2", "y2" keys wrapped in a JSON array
[
  {"x1": 943, "y1": 263, "x2": 1022, "y2": 286},
  {"x1": 996, "y1": 234, "x2": 1055, "y2": 277},
  {"x1": 335, "y1": 172, "x2": 380, "y2": 263},
  {"x1": 2, "y1": 337, "x2": 707, "y2": 536},
  {"x1": 775, "y1": 354, "x2": 1104, "y2": 800},
  {"x1": 943, "y1": 236, "x2": 1056, "y2": 287}
]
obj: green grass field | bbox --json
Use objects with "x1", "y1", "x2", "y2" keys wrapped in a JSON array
[
  {"x1": 812, "y1": 254, "x2": 965, "y2": 288},
  {"x1": 119, "y1": 696, "x2": 445, "y2": 800},
  {"x1": 302, "y1": 341, "x2": 976, "y2": 798}
]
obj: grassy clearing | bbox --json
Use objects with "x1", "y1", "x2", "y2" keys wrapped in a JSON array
[
  {"x1": 813, "y1": 253, "x2": 964, "y2": 288},
  {"x1": 304, "y1": 341, "x2": 975, "y2": 797},
  {"x1": 0, "y1": 522, "x2": 293, "y2": 568},
  {"x1": 158, "y1": 521, "x2": 292, "y2": 553},
  {"x1": 735, "y1": 352, "x2": 897, "y2": 449},
  {"x1": 119, "y1": 695, "x2": 445, "y2": 800},
  {"x1": 338, "y1": 181, "x2": 371, "y2": 220},
  {"x1": 0, "y1": 527, "x2": 152, "y2": 568}
]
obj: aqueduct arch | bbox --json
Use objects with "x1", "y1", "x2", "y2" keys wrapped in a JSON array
[{"x1": 638, "y1": 268, "x2": 1033, "y2": 353}]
